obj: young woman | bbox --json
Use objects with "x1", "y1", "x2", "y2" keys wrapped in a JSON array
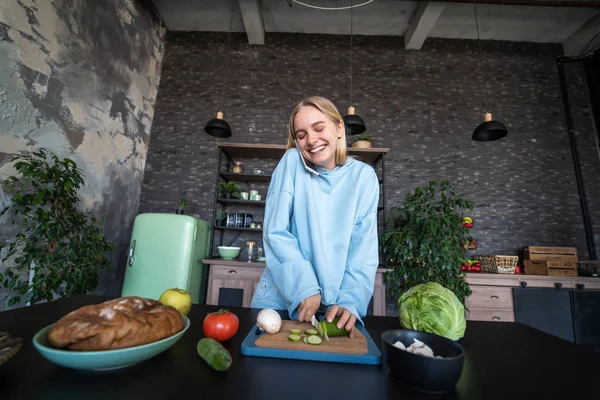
[{"x1": 251, "y1": 96, "x2": 379, "y2": 337}]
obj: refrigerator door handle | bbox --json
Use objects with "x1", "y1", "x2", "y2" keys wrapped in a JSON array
[{"x1": 128, "y1": 240, "x2": 136, "y2": 267}]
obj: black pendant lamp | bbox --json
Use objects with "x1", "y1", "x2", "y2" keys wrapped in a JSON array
[
  {"x1": 205, "y1": 8, "x2": 235, "y2": 138},
  {"x1": 471, "y1": 3, "x2": 508, "y2": 142},
  {"x1": 342, "y1": 0, "x2": 366, "y2": 136},
  {"x1": 472, "y1": 112, "x2": 508, "y2": 142},
  {"x1": 204, "y1": 111, "x2": 232, "y2": 138}
]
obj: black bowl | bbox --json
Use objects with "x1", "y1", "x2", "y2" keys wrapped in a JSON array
[{"x1": 381, "y1": 329, "x2": 465, "y2": 394}]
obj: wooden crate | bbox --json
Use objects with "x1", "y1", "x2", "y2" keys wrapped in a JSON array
[
  {"x1": 547, "y1": 260, "x2": 578, "y2": 276},
  {"x1": 547, "y1": 268, "x2": 578, "y2": 277},
  {"x1": 524, "y1": 260, "x2": 548, "y2": 275},
  {"x1": 524, "y1": 260, "x2": 578, "y2": 276},
  {"x1": 523, "y1": 246, "x2": 578, "y2": 262},
  {"x1": 525, "y1": 246, "x2": 577, "y2": 255}
]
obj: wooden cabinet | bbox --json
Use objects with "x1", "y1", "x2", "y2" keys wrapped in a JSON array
[
  {"x1": 203, "y1": 259, "x2": 390, "y2": 316},
  {"x1": 372, "y1": 269, "x2": 388, "y2": 316},
  {"x1": 465, "y1": 273, "x2": 600, "y2": 323},
  {"x1": 205, "y1": 260, "x2": 265, "y2": 308},
  {"x1": 466, "y1": 285, "x2": 515, "y2": 322}
]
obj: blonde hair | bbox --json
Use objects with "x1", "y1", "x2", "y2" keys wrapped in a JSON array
[{"x1": 286, "y1": 96, "x2": 348, "y2": 166}]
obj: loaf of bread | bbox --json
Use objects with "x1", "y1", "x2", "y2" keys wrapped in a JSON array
[{"x1": 48, "y1": 296, "x2": 184, "y2": 351}]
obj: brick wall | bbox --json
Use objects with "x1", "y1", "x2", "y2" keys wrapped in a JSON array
[{"x1": 140, "y1": 32, "x2": 588, "y2": 263}]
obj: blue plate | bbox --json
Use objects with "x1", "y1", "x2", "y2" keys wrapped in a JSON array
[{"x1": 33, "y1": 316, "x2": 190, "y2": 370}]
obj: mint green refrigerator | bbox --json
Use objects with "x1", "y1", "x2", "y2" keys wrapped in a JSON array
[{"x1": 121, "y1": 213, "x2": 211, "y2": 304}]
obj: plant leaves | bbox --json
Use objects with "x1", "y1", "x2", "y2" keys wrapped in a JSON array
[
  {"x1": 0, "y1": 149, "x2": 114, "y2": 307},
  {"x1": 380, "y1": 179, "x2": 474, "y2": 304}
]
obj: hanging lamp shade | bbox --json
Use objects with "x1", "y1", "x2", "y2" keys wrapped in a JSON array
[
  {"x1": 472, "y1": 112, "x2": 508, "y2": 142},
  {"x1": 343, "y1": 106, "x2": 366, "y2": 136},
  {"x1": 204, "y1": 111, "x2": 232, "y2": 138},
  {"x1": 471, "y1": 4, "x2": 507, "y2": 143}
]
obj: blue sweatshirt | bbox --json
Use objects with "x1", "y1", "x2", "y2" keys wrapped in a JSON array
[{"x1": 250, "y1": 148, "x2": 380, "y2": 324}]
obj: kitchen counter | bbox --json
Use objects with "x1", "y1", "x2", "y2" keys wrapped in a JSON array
[
  {"x1": 464, "y1": 272, "x2": 600, "y2": 323},
  {"x1": 2, "y1": 295, "x2": 600, "y2": 399},
  {"x1": 465, "y1": 272, "x2": 600, "y2": 289}
]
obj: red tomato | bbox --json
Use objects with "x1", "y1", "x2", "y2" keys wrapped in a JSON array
[{"x1": 203, "y1": 309, "x2": 239, "y2": 342}]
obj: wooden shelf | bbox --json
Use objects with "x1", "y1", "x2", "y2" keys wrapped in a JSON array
[
  {"x1": 217, "y1": 142, "x2": 389, "y2": 165},
  {"x1": 217, "y1": 199, "x2": 266, "y2": 206},
  {"x1": 214, "y1": 226, "x2": 263, "y2": 232},
  {"x1": 220, "y1": 172, "x2": 272, "y2": 183},
  {"x1": 202, "y1": 259, "x2": 267, "y2": 267}
]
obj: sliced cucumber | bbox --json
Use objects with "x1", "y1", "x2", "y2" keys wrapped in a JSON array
[
  {"x1": 307, "y1": 335, "x2": 323, "y2": 345},
  {"x1": 304, "y1": 328, "x2": 318, "y2": 336},
  {"x1": 290, "y1": 329, "x2": 301, "y2": 335},
  {"x1": 303, "y1": 336, "x2": 309, "y2": 344},
  {"x1": 288, "y1": 334, "x2": 301, "y2": 342}
]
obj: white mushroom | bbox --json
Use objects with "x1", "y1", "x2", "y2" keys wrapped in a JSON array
[
  {"x1": 402, "y1": 338, "x2": 437, "y2": 357},
  {"x1": 392, "y1": 340, "x2": 406, "y2": 351},
  {"x1": 413, "y1": 346, "x2": 435, "y2": 358},
  {"x1": 256, "y1": 309, "x2": 282, "y2": 334}
]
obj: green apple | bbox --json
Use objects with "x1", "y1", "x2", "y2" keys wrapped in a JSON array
[{"x1": 159, "y1": 288, "x2": 192, "y2": 316}]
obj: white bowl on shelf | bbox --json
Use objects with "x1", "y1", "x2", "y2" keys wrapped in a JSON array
[{"x1": 218, "y1": 246, "x2": 241, "y2": 260}]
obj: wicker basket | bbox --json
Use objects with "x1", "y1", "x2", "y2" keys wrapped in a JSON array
[
  {"x1": 351, "y1": 140, "x2": 372, "y2": 148},
  {"x1": 474, "y1": 255, "x2": 519, "y2": 274}
]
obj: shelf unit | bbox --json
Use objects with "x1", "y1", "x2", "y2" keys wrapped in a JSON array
[{"x1": 205, "y1": 142, "x2": 390, "y2": 313}]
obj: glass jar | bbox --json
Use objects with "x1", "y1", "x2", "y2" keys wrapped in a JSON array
[
  {"x1": 246, "y1": 241, "x2": 256, "y2": 262},
  {"x1": 257, "y1": 245, "x2": 265, "y2": 262},
  {"x1": 233, "y1": 162, "x2": 243, "y2": 174}
]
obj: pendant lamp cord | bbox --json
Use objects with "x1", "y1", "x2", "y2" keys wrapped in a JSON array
[
  {"x1": 350, "y1": 0, "x2": 354, "y2": 106},
  {"x1": 474, "y1": 3, "x2": 488, "y2": 112},
  {"x1": 218, "y1": 8, "x2": 235, "y2": 113}
]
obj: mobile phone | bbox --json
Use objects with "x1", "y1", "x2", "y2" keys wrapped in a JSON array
[{"x1": 295, "y1": 140, "x2": 319, "y2": 176}]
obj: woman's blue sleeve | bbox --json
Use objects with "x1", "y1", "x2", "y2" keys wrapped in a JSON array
[
  {"x1": 334, "y1": 169, "x2": 380, "y2": 324},
  {"x1": 263, "y1": 156, "x2": 321, "y2": 318}
]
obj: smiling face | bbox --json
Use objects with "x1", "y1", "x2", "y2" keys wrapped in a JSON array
[{"x1": 292, "y1": 105, "x2": 344, "y2": 170}]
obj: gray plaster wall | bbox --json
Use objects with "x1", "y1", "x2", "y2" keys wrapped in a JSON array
[
  {"x1": 0, "y1": 0, "x2": 165, "y2": 309},
  {"x1": 140, "y1": 32, "x2": 593, "y2": 266}
]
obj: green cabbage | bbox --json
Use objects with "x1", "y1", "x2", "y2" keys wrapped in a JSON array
[{"x1": 398, "y1": 282, "x2": 466, "y2": 341}]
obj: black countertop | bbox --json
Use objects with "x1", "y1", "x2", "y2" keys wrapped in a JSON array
[{"x1": 1, "y1": 295, "x2": 599, "y2": 400}]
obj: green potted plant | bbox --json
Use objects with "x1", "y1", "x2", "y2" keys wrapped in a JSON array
[
  {"x1": 176, "y1": 197, "x2": 189, "y2": 215},
  {"x1": 218, "y1": 181, "x2": 241, "y2": 199},
  {"x1": 351, "y1": 133, "x2": 373, "y2": 148},
  {"x1": 0, "y1": 149, "x2": 114, "y2": 307},
  {"x1": 215, "y1": 206, "x2": 226, "y2": 226},
  {"x1": 380, "y1": 179, "x2": 475, "y2": 305}
]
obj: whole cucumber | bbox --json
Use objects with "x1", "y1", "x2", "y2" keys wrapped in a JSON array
[
  {"x1": 317, "y1": 317, "x2": 350, "y2": 338},
  {"x1": 196, "y1": 337, "x2": 232, "y2": 371}
]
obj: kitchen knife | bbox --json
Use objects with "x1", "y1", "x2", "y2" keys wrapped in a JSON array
[{"x1": 311, "y1": 315, "x2": 329, "y2": 341}]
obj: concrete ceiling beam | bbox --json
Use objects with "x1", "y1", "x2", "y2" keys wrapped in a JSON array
[
  {"x1": 436, "y1": 0, "x2": 600, "y2": 7},
  {"x1": 405, "y1": 2, "x2": 446, "y2": 50},
  {"x1": 238, "y1": 0, "x2": 265, "y2": 45},
  {"x1": 564, "y1": 13, "x2": 600, "y2": 56}
]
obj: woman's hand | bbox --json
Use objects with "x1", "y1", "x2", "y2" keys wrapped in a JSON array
[
  {"x1": 325, "y1": 305, "x2": 357, "y2": 338},
  {"x1": 298, "y1": 293, "x2": 321, "y2": 323}
]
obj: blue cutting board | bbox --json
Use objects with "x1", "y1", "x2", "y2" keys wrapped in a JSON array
[{"x1": 240, "y1": 320, "x2": 381, "y2": 365}]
